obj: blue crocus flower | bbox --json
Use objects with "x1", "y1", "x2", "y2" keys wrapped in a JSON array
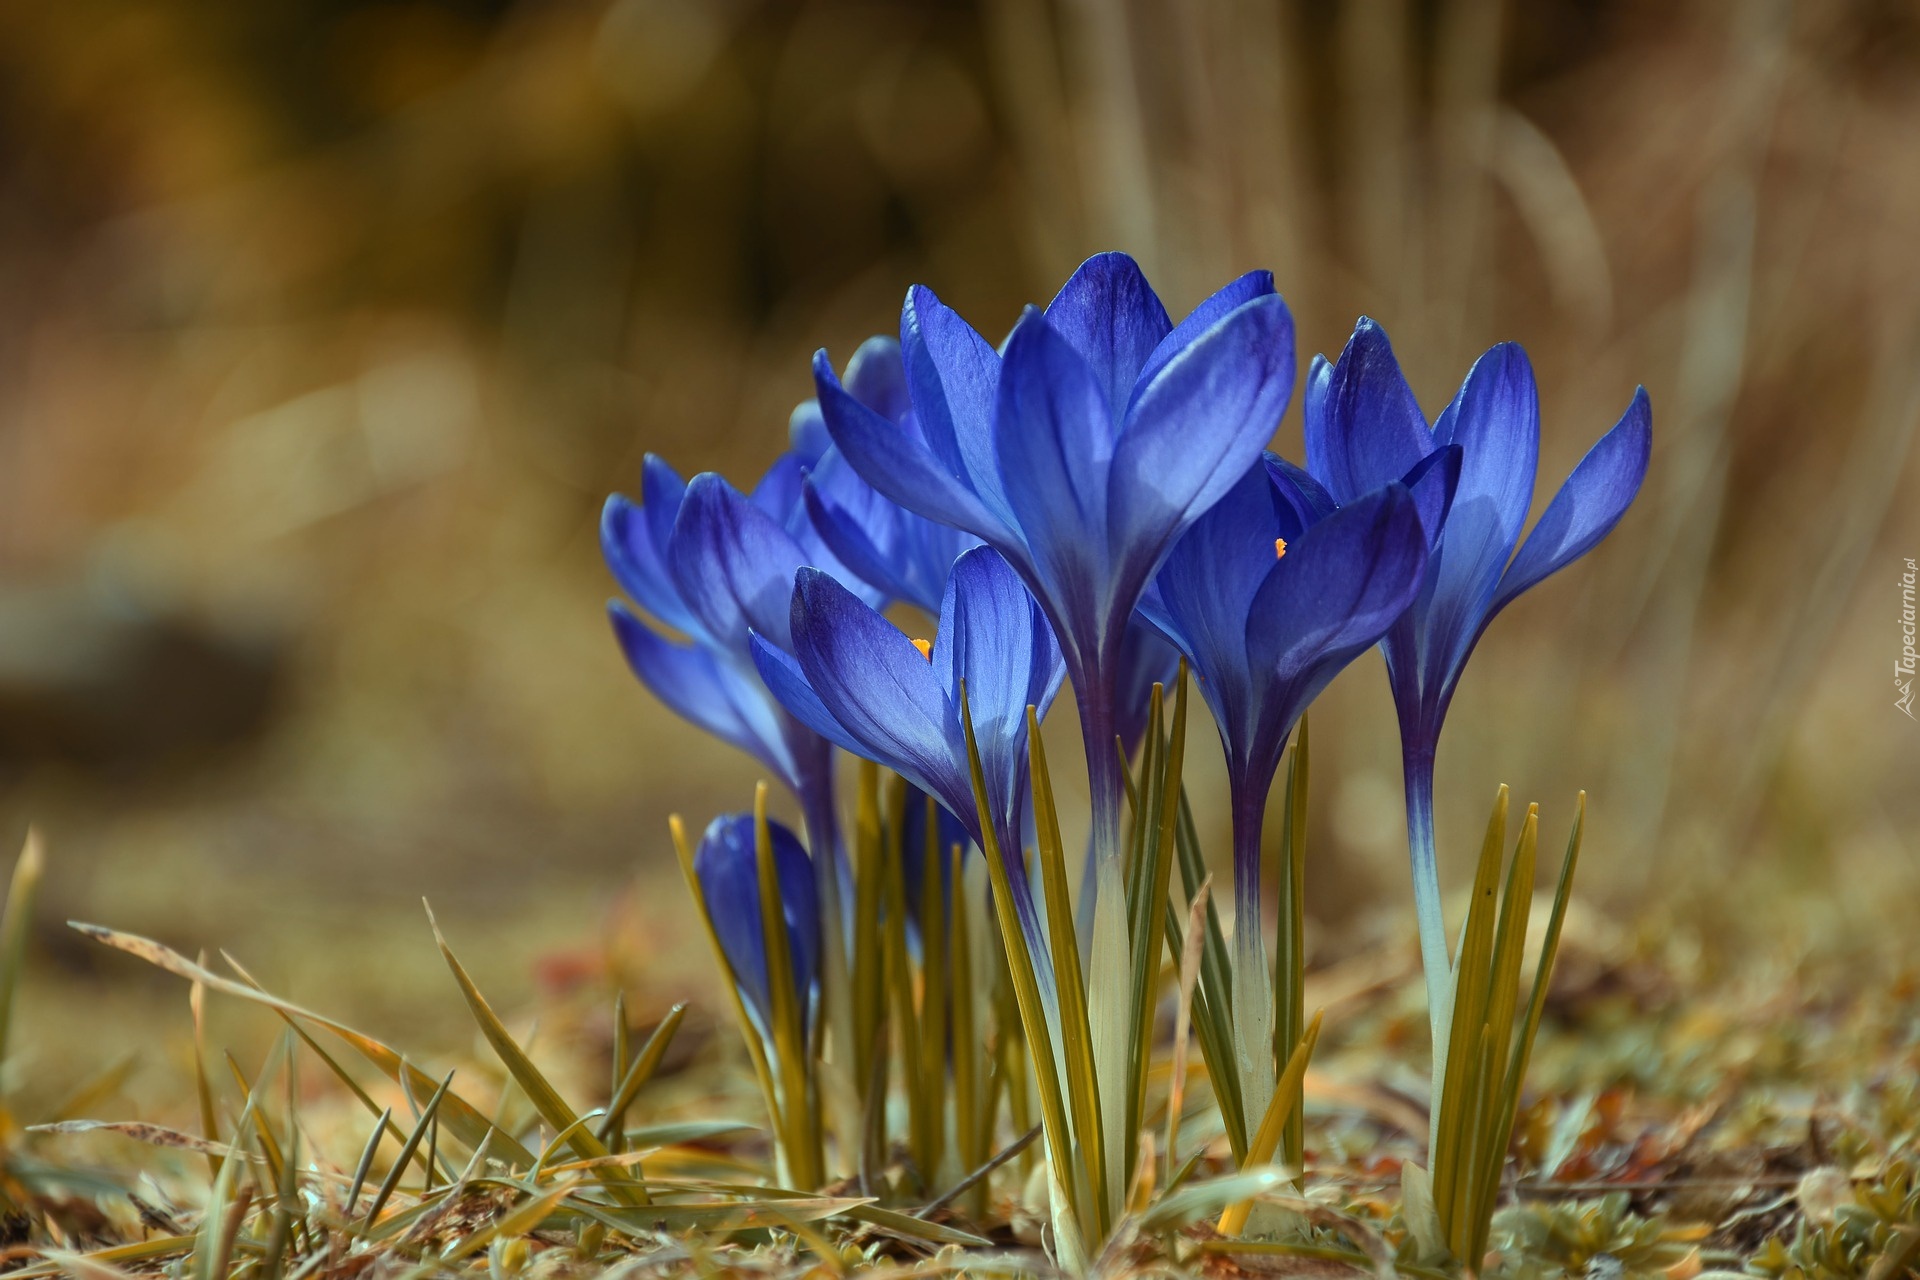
[
  {"x1": 1143, "y1": 459, "x2": 1437, "y2": 924},
  {"x1": 1139, "y1": 457, "x2": 1433, "y2": 1120},
  {"x1": 693, "y1": 812, "x2": 821, "y2": 1045},
  {"x1": 602, "y1": 355, "x2": 895, "y2": 870},
  {"x1": 798, "y1": 339, "x2": 982, "y2": 618},
  {"x1": 603, "y1": 461, "x2": 855, "y2": 859},
  {"x1": 749, "y1": 545, "x2": 1064, "y2": 961},
  {"x1": 812, "y1": 252, "x2": 1295, "y2": 875},
  {"x1": 1303, "y1": 317, "x2": 1652, "y2": 1006}
]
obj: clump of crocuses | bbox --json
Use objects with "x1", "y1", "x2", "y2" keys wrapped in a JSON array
[{"x1": 603, "y1": 253, "x2": 1650, "y2": 1267}]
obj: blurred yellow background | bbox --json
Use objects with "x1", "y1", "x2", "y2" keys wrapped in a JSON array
[{"x1": 0, "y1": 0, "x2": 1914, "y2": 1086}]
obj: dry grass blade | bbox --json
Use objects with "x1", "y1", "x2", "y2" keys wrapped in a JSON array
[
  {"x1": 0, "y1": 830, "x2": 45, "y2": 1090},
  {"x1": 1218, "y1": 1009, "x2": 1323, "y2": 1236},
  {"x1": 439, "y1": 1180, "x2": 578, "y2": 1262},
  {"x1": 1165, "y1": 874, "x2": 1212, "y2": 1183},
  {"x1": 345, "y1": 1109, "x2": 390, "y2": 1218},
  {"x1": 917, "y1": 1123, "x2": 1042, "y2": 1219},
  {"x1": 573, "y1": 1196, "x2": 877, "y2": 1235},
  {"x1": 27, "y1": 1121, "x2": 250, "y2": 1159},
  {"x1": 425, "y1": 903, "x2": 649, "y2": 1205},
  {"x1": 1139, "y1": 1168, "x2": 1288, "y2": 1234},
  {"x1": 595, "y1": 1003, "x2": 686, "y2": 1147},
  {"x1": 363, "y1": 1070, "x2": 455, "y2": 1230},
  {"x1": 225, "y1": 1048, "x2": 289, "y2": 1194},
  {"x1": 222, "y1": 952, "x2": 392, "y2": 1133},
  {"x1": 68, "y1": 921, "x2": 537, "y2": 1168}
]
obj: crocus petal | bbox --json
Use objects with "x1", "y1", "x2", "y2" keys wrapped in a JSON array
[
  {"x1": 750, "y1": 451, "x2": 807, "y2": 520},
  {"x1": 640, "y1": 454, "x2": 689, "y2": 552},
  {"x1": 1264, "y1": 453, "x2": 1339, "y2": 533},
  {"x1": 749, "y1": 631, "x2": 867, "y2": 757},
  {"x1": 994, "y1": 310, "x2": 1114, "y2": 630},
  {"x1": 1043, "y1": 251, "x2": 1173, "y2": 425},
  {"x1": 693, "y1": 813, "x2": 820, "y2": 1036},
  {"x1": 900, "y1": 286, "x2": 1012, "y2": 523},
  {"x1": 1304, "y1": 318, "x2": 1433, "y2": 503},
  {"x1": 802, "y1": 472, "x2": 908, "y2": 607},
  {"x1": 1418, "y1": 343, "x2": 1540, "y2": 671},
  {"x1": 815, "y1": 349, "x2": 1006, "y2": 538},
  {"x1": 1107, "y1": 292, "x2": 1295, "y2": 600},
  {"x1": 788, "y1": 400, "x2": 833, "y2": 464},
  {"x1": 1248, "y1": 483, "x2": 1430, "y2": 687},
  {"x1": 602, "y1": 494, "x2": 702, "y2": 638},
  {"x1": 669, "y1": 474, "x2": 812, "y2": 652},
  {"x1": 1143, "y1": 462, "x2": 1290, "y2": 746},
  {"x1": 803, "y1": 451, "x2": 978, "y2": 615},
  {"x1": 789, "y1": 568, "x2": 958, "y2": 802},
  {"x1": 934, "y1": 547, "x2": 1064, "y2": 817},
  {"x1": 608, "y1": 601, "x2": 794, "y2": 781},
  {"x1": 841, "y1": 335, "x2": 911, "y2": 422},
  {"x1": 1492, "y1": 387, "x2": 1653, "y2": 614},
  {"x1": 1135, "y1": 270, "x2": 1276, "y2": 397},
  {"x1": 1400, "y1": 444, "x2": 1463, "y2": 547},
  {"x1": 1237, "y1": 485, "x2": 1429, "y2": 848}
]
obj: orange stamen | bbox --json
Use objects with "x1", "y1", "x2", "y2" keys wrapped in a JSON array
[
  {"x1": 1274, "y1": 536, "x2": 1289, "y2": 560},
  {"x1": 912, "y1": 638, "x2": 933, "y2": 661}
]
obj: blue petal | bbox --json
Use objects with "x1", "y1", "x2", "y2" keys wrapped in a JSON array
[
  {"x1": 803, "y1": 451, "x2": 977, "y2": 615},
  {"x1": 788, "y1": 568, "x2": 959, "y2": 808},
  {"x1": 900, "y1": 286, "x2": 1012, "y2": 524},
  {"x1": 1239, "y1": 484, "x2": 1427, "y2": 801},
  {"x1": 608, "y1": 601, "x2": 794, "y2": 781},
  {"x1": 1144, "y1": 462, "x2": 1288, "y2": 749},
  {"x1": 802, "y1": 468, "x2": 911, "y2": 608},
  {"x1": 789, "y1": 400, "x2": 833, "y2": 464},
  {"x1": 841, "y1": 335, "x2": 911, "y2": 423},
  {"x1": 1304, "y1": 318, "x2": 1433, "y2": 503},
  {"x1": 750, "y1": 452, "x2": 807, "y2": 520},
  {"x1": 1492, "y1": 387, "x2": 1652, "y2": 613},
  {"x1": 1134, "y1": 270, "x2": 1276, "y2": 397},
  {"x1": 1263, "y1": 453, "x2": 1339, "y2": 535},
  {"x1": 1420, "y1": 343, "x2": 1539, "y2": 657},
  {"x1": 1043, "y1": 252, "x2": 1173, "y2": 425},
  {"x1": 669, "y1": 474, "x2": 812, "y2": 652},
  {"x1": 1401, "y1": 444, "x2": 1463, "y2": 547},
  {"x1": 693, "y1": 813, "x2": 820, "y2": 1038},
  {"x1": 815, "y1": 349, "x2": 1006, "y2": 538},
  {"x1": 993, "y1": 310, "x2": 1113, "y2": 634},
  {"x1": 601, "y1": 494, "x2": 702, "y2": 638},
  {"x1": 749, "y1": 631, "x2": 866, "y2": 757},
  {"x1": 640, "y1": 454, "x2": 689, "y2": 553},
  {"x1": 934, "y1": 547, "x2": 1064, "y2": 828},
  {"x1": 1248, "y1": 482, "x2": 1430, "y2": 692},
  {"x1": 1107, "y1": 292, "x2": 1295, "y2": 606}
]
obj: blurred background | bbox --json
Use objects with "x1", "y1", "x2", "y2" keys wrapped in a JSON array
[{"x1": 0, "y1": 0, "x2": 1915, "y2": 1089}]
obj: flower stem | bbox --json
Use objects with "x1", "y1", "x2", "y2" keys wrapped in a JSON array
[
  {"x1": 1228, "y1": 768, "x2": 1274, "y2": 1152},
  {"x1": 1401, "y1": 747, "x2": 1454, "y2": 1147}
]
